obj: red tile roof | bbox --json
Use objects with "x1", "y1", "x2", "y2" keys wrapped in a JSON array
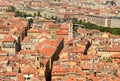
[
  {"x1": 48, "y1": 22, "x2": 60, "y2": 28},
  {"x1": 22, "y1": 65, "x2": 38, "y2": 75},
  {"x1": 52, "y1": 65, "x2": 67, "y2": 73},
  {"x1": 60, "y1": 25, "x2": 69, "y2": 30},
  {"x1": 115, "y1": 59, "x2": 120, "y2": 64},
  {"x1": 36, "y1": 37, "x2": 63, "y2": 57},
  {"x1": 73, "y1": 46, "x2": 85, "y2": 53},
  {"x1": 117, "y1": 71, "x2": 120, "y2": 78},
  {"x1": 0, "y1": 50, "x2": 8, "y2": 54},
  {"x1": 5, "y1": 71, "x2": 17, "y2": 76},
  {"x1": 13, "y1": 57, "x2": 19, "y2": 62},
  {"x1": 64, "y1": 75, "x2": 77, "y2": 81},
  {"x1": 81, "y1": 64, "x2": 94, "y2": 70},
  {"x1": 103, "y1": 46, "x2": 120, "y2": 52},
  {"x1": 22, "y1": 36, "x2": 31, "y2": 43},
  {"x1": 87, "y1": 74, "x2": 98, "y2": 81},
  {"x1": 68, "y1": 67, "x2": 81, "y2": 73},
  {"x1": 80, "y1": 55, "x2": 92, "y2": 60},
  {"x1": 17, "y1": 74, "x2": 25, "y2": 81},
  {"x1": 56, "y1": 30, "x2": 69, "y2": 35},
  {"x1": 111, "y1": 54, "x2": 120, "y2": 59},
  {"x1": 20, "y1": 58, "x2": 30, "y2": 65},
  {"x1": 36, "y1": 45, "x2": 55, "y2": 57},
  {"x1": 3, "y1": 36, "x2": 15, "y2": 42},
  {"x1": 28, "y1": 28, "x2": 49, "y2": 33}
]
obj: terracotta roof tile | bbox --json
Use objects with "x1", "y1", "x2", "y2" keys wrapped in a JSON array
[
  {"x1": 20, "y1": 58, "x2": 30, "y2": 65},
  {"x1": 5, "y1": 71, "x2": 17, "y2": 76},
  {"x1": 19, "y1": 50, "x2": 37, "y2": 56},
  {"x1": 28, "y1": 28, "x2": 48, "y2": 33},
  {"x1": 3, "y1": 36, "x2": 15, "y2": 42},
  {"x1": 0, "y1": 50, "x2": 8, "y2": 54},
  {"x1": 115, "y1": 59, "x2": 120, "y2": 64},
  {"x1": 17, "y1": 74, "x2": 25, "y2": 81},
  {"x1": 22, "y1": 65, "x2": 38, "y2": 75},
  {"x1": 36, "y1": 37, "x2": 63, "y2": 57},
  {"x1": 73, "y1": 46, "x2": 85, "y2": 53},
  {"x1": 117, "y1": 71, "x2": 120, "y2": 78},
  {"x1": 36, "y1": 45, "x2": 55, "y2": 57},
  {"x1": 81, "y1": 64, "x2": 94, "y2": 70},
  {"x1": 87, "y1": 74, "x2": 98, "y2": 81},
  {"x1": 103, "y1": 46, "x2": 120, "y2": 52},
  {"x1": 52, "y1": 65, "x2": 67, "y2": 73},
  {"x1": 22, "y1": 36, "x2": 31, "y2": 43},
  {"x1": 13, "y1": 57, "x2": 19, "y2": 62},
  {"x1": 60, "y1": 25, "x2": 69, "y2": 30},
  {"x1": 56, "y1": 30, "x2": 69, "y2": 35},
  {"x1": 80, "y1": 55, "x2": 92, "y2": 60},
  {"x1": 111, "y1": 54, "x2": 120, "y2": 59},
  {"x1": 64, "y1": 75, "x2": 77, "y2": 81}
]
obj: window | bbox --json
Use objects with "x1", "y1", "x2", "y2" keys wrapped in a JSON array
[
  {"x1": 40, "y1": 63, "x2": 44, "y2": 68},
  {"x1": 37, "y1": 57, "x2": 39, "y2": 61},
  {"x1": 27, "y1": 77, "x2": 30, "y2": 80},
  {"x1": 70, "y1": 58, "x2": 73, "y2": 60}
]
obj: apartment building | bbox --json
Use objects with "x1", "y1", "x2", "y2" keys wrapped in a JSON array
[{"x1": 86, "y1": 14, "x2": 120, "y2": 28}]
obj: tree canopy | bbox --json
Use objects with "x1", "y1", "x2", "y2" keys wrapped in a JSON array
[
  {"x1": 6, "y1": 6, "x2": 16, "y2": 12},
  {"x1": 15, "y1": 11, "x2": 33, "y2": 18},
  {"x1": 73, "y1": 21, "x2": 120, "y2": 35}
]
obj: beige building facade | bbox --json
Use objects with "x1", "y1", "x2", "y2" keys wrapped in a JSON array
[{"x1": 86, "y1": 14, "x2": 120, "y2": 28}]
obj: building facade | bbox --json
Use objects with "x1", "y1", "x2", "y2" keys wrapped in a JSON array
[{"x1": 86, "y1": 14, "x2": 120, "y2": 28}]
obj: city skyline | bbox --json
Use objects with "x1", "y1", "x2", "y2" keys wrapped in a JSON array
[{"x1": 0, "y1": 0, "x2": 120, "y2": 81}]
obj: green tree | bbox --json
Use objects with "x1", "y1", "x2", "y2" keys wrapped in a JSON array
[
  {"x1": 33, "y1": 13, "x2": 36, "y2": 17},
  {"x1": 27, "y1": 14, "x2": 32, "y2": 17},
  {"x1": 15, "y1": 11, "x2": 33, "y2": 18},
  {"x1": 23, "y1": 13, "x2": 27, "y2": 18},
  {"x1": 73, "y1": 21, "x2": 120, "y2": 35},
  {"x1": 6, "y1": 6, "x2": 16, "y2": 12},
  {"x1": 15, "y1": 11, "x2": 20, "y2": 17},
  {"x1": 37, "y1": 11, "x2": 41, "y2": 17},
  {"x1": 105, "y1": 58, "x2": 112, "y2": 62}
]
